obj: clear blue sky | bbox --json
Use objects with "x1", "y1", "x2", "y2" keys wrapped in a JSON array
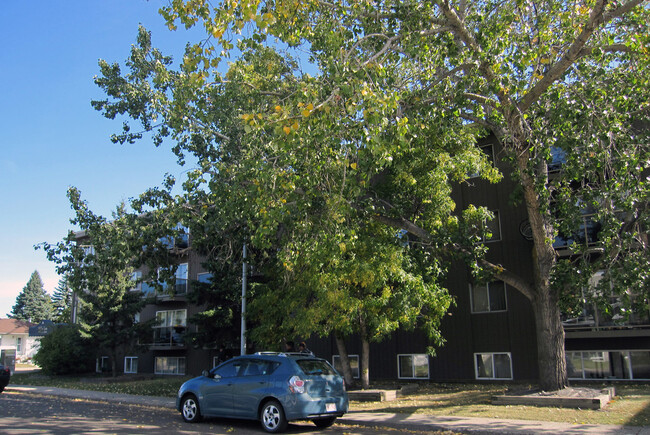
[{"x1": 0, "y1": 1, "x2": 203, "y2": 316}]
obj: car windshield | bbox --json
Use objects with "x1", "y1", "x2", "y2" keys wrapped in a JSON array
[{"x1": 296, "y1": 359, "x2": 337, "y2": 376}]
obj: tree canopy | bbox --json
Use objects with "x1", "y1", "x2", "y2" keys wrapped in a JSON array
[{"x1": 90, "y1": 0, "x2": 649, "y2": 389}]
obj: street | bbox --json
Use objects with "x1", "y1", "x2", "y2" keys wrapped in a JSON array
[{"x1": 0, "y1": 391, "x2": 440, "y2": 434}]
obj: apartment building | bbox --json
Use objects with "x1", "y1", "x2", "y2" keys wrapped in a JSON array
[{"x1": 82, "y1": 137, "x2": 649, "y2": 383}]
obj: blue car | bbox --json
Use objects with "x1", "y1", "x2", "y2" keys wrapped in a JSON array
[{"x1": 176, "y1": 352, "x2": 349, "y2": 433}]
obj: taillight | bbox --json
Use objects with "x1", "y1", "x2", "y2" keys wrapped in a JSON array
[{"x1": 288, "y1": 375, "x2": 305, "y2": 394}]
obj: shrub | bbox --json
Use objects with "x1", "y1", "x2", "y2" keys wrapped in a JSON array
[{"x1": 33, "y1": 324, "x2": 96, "y2": 375}]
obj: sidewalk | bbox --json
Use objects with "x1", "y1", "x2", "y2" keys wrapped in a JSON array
[{"x1": 7, "y1": 385, "x2": 650, "y2": 434}]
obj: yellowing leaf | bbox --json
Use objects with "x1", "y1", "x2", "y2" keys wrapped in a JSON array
[
  {"x1": 275, "y1": 105, "x2": 282, "y2": 112},
  {"x1": 350, "y1": 162, "x2": 357, "y2": 170},
  {"x1": 301, "y1": 109, "x2": 311, "y2": 117},
  {"x1": 283, "y1": 125, "x2": 292, "y2": 135},
  {"x1": 291, "y1": 121, "x2": 299, "y2": 130},
  {"x1": 306, "y1": 103, "x2": 314, "y2": 111}
]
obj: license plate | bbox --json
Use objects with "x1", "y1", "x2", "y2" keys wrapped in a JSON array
[{"x1": 326, "y1": 403, "x2": 337, "y2": 412}]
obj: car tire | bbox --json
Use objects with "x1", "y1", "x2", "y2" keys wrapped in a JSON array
[
  {"x1": 181, "y1": 394, "x2": 202, "y2": 423},
  {"x1": 260, "y1": 400, "x2": 288, "y2": 433},
  {"x1": 313, "y1": 416, "x2": 337, "y2": 428}
]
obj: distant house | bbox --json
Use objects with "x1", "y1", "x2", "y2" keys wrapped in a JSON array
[{"x1": 0, "y1": 319, "x2": 40, "y2": 361}]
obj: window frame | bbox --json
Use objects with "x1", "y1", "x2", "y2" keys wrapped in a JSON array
[
  {"x1": 124, "y1": 356, "x2": 138, "y2": 374},
  {"x1": 470, "y1": 281, "x2": 508, "y2": 313},
  {"x1": 154, "y1": 356, "x2": 186, "y2": 375},
  {"x1": 397, "y1": 354, "x2": 430, "y2": 379},
  {"x1": 332, "y1": 355, "x2": 360, "y2": 379},
  {"x1": 474, "y1": 352, "x2": 513, "y2": 380}
]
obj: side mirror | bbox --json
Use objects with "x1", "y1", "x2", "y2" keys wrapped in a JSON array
[{"x1": 202, "y1": 370, "x2": 210, "y2": 377}]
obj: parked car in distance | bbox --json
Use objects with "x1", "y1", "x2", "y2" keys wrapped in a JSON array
[
  {"x1": 177, "y1": 352, "x2": 349, "y2": 433},
  {"x1": 0, "y1": 365, "x2": 10, "y2": 393}
]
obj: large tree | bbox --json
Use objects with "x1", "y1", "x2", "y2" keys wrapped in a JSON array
[
  {"x1": 40, "y1": 188, "x2": 154, "y2": 377},
  {"x1": 93, "y1": 0, "x2": 649, "y2": 390},
  {"x1": 9, "y1": 271, "x2": 53, "y2": 322},
  {"x1": 51, "y1": 276, "x2": 73, "y2": 323}
]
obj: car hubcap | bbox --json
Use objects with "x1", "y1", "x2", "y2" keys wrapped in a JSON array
[
  {"x1": 183, "y1": 399, "x2": 197, "y2": 420},
  {"x1": 263, "y1": 405, "x2": 280, "y2": 429}
]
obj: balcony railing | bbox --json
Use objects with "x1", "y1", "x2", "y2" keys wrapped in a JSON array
[
  {"x1": 152, "y1": 326, "x2": 186, "y2": 348},
  {"x1": 142, "y1": 279, "x2": 188, "y2": 299}
]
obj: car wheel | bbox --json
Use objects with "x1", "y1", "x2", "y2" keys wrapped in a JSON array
[
  {"x1": 260, "y1": 400, "x2": 287, "y2": 433},
  {"x1": 181, "y1": 394, "x2": 202, "y2": 423},
  {"x1": 313, "y1": 416, "x2": 337, "y2": 428}
]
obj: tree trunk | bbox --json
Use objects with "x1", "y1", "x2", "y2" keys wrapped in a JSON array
[
  {"x1": 359, "y1": 320, "x2": 370, "y2": 389},
  {"x1": 532, "y1": 285, "x2": 568, "y2": 391},
  {"x1": 334, "y1": 333, "x2": 356, "y2": 388}
]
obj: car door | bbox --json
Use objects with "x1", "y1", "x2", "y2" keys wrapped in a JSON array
[
  {"x1": 230, "y1": 359, "x2": 276, "y2": 418},
  {"x1": 201, "y1": 359, "x2": 243, "y2": 416}
]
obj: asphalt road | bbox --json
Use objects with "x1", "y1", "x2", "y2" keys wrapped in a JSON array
[{"x1": 0, "y1": 391, "x2": 440, "y2": 435}]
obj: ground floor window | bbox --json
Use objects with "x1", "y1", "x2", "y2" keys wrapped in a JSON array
[
  {"x1": 332, "y1": 355, "x2": 360, "y2": 378},
  {"x1": 475, "y1": 352, "x2": 512, "y2": 380},
  {"x1": 567, "y1": 350, "x2": 650, "y2": 380},
  {"x1": 398, "y1": 354, "x2": 429, "y2": 379},
  {"x1": 155, "y1": 356, "x2": 186, "y2": 375},
  {"x1": 124, "y1": 356, "x2": 138, "y2": 374},
  {"x1": 96, "y1": 356, "x2": 109, "y2": 373}
]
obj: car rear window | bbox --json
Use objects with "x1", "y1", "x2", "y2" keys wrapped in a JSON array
[{"x1": 296, "y1": 359, "x2": 338, "y2": 376}]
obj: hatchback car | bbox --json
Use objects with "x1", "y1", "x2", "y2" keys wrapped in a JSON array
[
  {"x1": 0, "y1": 364, "x2": 10, "y2": 393},
  {"x1": 176, "y1": 352, "x2": 348, "y2": 433}
]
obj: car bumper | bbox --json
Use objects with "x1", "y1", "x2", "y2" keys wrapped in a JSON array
[{"x1": 282, "y1": 393, "x2": 349, "y2": 421}]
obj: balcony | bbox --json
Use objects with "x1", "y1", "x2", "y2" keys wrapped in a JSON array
[
  {"x1": 142, "y1": 279, "x2": 188, "y2": 302},
  {"x1": 150, "y1": 326, "x2": 186, "y2": 350}
]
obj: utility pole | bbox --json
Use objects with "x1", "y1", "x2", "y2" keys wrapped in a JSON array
[{"x1": 241, "y1": 243, "x2": 247, "y2": 355}]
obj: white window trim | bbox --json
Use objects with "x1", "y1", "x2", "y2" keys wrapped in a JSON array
[
  {"x1": 96, "y1": 356, "x2": 109, "y2": 373},
  {"x1": 154, "y1": 356, "x2": 186, "y2": 375},
  {"x1": 474, "y1": 352, "x2": 513, "y2": 380},
  {"x1": 124, "y1": 356, "x2": 138, "y2": 374},
  {"x1": 332, "y1": 355, "x2": 360, "y2": 379},
  {"x1": 397, "y1": 354, "x2": 430, "y2": 379},
  {"x1": 470, "y1": 282, "x2": 508, "y2": 314}
]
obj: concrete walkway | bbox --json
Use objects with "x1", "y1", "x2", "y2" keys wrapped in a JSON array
[{"x1": 6, "y1": 385, "x2": 650, "y2": 434}]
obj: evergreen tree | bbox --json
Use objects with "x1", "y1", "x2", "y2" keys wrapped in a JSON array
[
  {"x1": 51, "y1": 276, "x2": 73, "y2": 323},
  {"x1": 9, "y1": 271, "x2": 53, "y2": 322}
]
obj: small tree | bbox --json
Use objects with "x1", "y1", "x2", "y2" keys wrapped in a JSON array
[
  {"x1": 51, "y1": 276, "x2": 73, "y2": 323},
  {"x1": 33, "y1": 324, "x2": 96, "y2": 375},
  {"x1": 9, "y1": 271, "x2": 53, "y2": 322}
]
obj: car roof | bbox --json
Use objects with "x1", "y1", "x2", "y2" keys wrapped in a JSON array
[{"x1": 229, "y1": 352, "x2": 322, "y2": 362}]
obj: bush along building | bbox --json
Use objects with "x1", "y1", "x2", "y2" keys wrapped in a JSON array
[{"x1": 73, "y1": 135, "x2": 649, "y2": 383}]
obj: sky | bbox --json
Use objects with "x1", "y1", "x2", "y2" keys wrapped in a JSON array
[{"x1": 0, "y1": 1, "x2": 205, "y2": 317}]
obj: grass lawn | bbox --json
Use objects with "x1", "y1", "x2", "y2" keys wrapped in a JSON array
[
  {"x1": 353, "y1": 383, "x2": 650, "y2": 427},
  {"x1": 10, "y1": 369, "x2": 650, "y2": 427}
]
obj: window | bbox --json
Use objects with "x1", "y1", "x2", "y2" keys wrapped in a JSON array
[
  {"x1": 96, "y1": 356, "x2": 109, "y2": 373},
  {"x1": 567, "y1": 351, "x2": 650, "y2": 380},
  {"x1": 130, "y1": 271, "x2": 142, "y2": 292},
  {"x1": 161, "y1": 225, "x2": 190, "y2": 249},
  {"x1": 398, "y1": 354, "x2": 429, "y2": 379},
  {"x1": 197, "y1": 272, "x2": 213, "y2": 284},
  {"x1": 154, "y1": 310, "x2": 187, "y2": 346},
  {"x1": 155, "y1": 356, "x2": 186, "y2": 375},
  {"x1": 124, "y1": 357, "x2": 138, "y2": 374},
  {"x1": 475, "y1": 353, "x2": 512, "y2": 379},
  {"x1": 470, "y1": 281, "x2": 507, "y2": 313},
  {"x1": 332, "y1": 355, "x2": 359, "y2": 378},
  {"x1": 549, "y1": 146, "x2": 567, "y2": 173},
  {"x1": 214, "y1": 359, "x2": 244, "y2": 378},
  {"x1": 15, "y1": 337, "x2": 22, "y2": 353},
  {"x1": 483, "y1": 210, "x2": 501, "y2": 242}
]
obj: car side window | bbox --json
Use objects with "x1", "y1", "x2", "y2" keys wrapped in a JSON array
[
  {"x1": 214, "y1": 360, "x2": 243, "y2": 378},
  {"x1": 240, "y1": 360, "x2": 280, "y2": 377}
]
